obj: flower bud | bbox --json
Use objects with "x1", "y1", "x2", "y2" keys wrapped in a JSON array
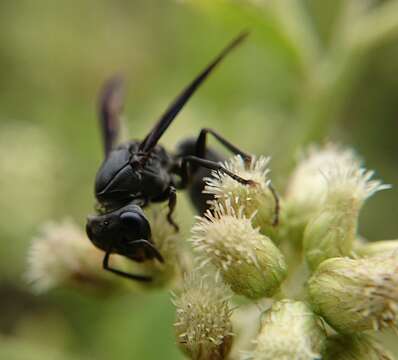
[
  {"x1": 356, "y1": 239, "x2": 398, "y2": 258},
  {"x1": 286, "y1": 144, "x2": 360, "y2": 212},
  {"x1": 204, "y1": 155, "x2": 278, "y2": 239},
  {"x1": 322, "y1": 334, "x2": 395, "y2": 360},
  {"x1": 249, "y1": 300, "x2": 325, "y2": 360},
  {"x1": 172, "y1": 271, "x2": 233, "y2": 360},
  {"x1": 191, "y1": 203, "x2": 287, "y2": 299},
  {"x1": 304, "y1": 208, "x2": 357, "y2": 271},
  {"x1": 303, "y1": 161, "x2": 389, "y2": 270},
  {"x1": 308, "y1": 254, "x2": 398, "y2": 333},
  {"x1": 282, "y1": 144, "x2": 360, "y2": 246},
  {"x1": 26, "y1": 219, "x2": 119, "y2": 293}
]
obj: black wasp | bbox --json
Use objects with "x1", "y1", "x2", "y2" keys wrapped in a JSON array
[{"x1": 86, "y1": 32, "x2": 256, "y2": 282}]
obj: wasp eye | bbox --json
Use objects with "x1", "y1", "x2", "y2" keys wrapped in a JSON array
[
  {"x1": 120, "y1": 212, "x2": 141, "y2": 227},
  {"x1": 120, "y1": 211, "x2": 150, "y2": 239}
]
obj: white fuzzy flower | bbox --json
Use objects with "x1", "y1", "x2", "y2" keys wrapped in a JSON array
[
  {"x1": 204, "y1": 155, "x2": 278, "y2": 238},
  {"x1": 26, "y1": 219, "x2": 116, "y2": 293},
  {"x1": 308, "y1": 253, "x2": 398, "y2": 333},
  {"x1": 191, "y1": 203, "x2": 287, "y2": 299},
  {"x1": 172, "y1": 271, "x2": 234, "y2": 360},
  {"x1": 245, "y1": 300, "x2": 325, "y2": 360},
  {"x1": 281, "y1": 144, "x2": 362, "y2": 248},
  {"x1": 303, "y1": 158, "x2": 389, "y2": 270},
  {"x1": 286, "y1": 144, "x2": 360, "y2": 211},
  {"x1": 322, "y1": 162, "x2": 390, "y2": 209}
]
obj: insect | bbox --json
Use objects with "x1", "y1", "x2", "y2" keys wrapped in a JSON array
[{"x1": 86, "y1": 32, "x2": 258, "y2": 282}]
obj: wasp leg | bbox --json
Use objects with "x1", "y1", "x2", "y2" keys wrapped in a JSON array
[
  {"x1": 269, "y1": 183, "x2": 280, "y2": 226},
  {"x1": 181, "y1": 155, "x2": 255, "y2": 187},
  {"x1": 102, "y1": 252, "x2": 153, "y2": 282},
  {"x1": 196, "y1": 129, "x2": 280, "y2": 224},
  {"x1": 166, "y1": 186, "x2": 179, "y2": 232},
  {"x1": 196, "y1": 128, "x2": 252, "y2": 165}
]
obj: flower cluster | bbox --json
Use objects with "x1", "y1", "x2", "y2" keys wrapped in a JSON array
[
  {"x1": 26, "y1": 143, "x2": 397, "y2": 359},
  {"x1": 174, "y1": 143, "x2": 396, "y2": 359}
]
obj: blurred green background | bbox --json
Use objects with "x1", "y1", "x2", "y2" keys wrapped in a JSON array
[{"x1": 0, "y1": 0, "x2": 397, "y2": 358}]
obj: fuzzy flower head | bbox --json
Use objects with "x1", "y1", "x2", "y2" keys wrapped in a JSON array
[
  {"x1": 26, "y1": 219, "x2": 117, "y2": 293},
  {"x1": 286, "y1": 143, "x2": 360, "y2": 211},
  {"x1": 303, "y1": 160, "x2": 389, "y2": 270},
  {"x1": 191, "y1": 203, "x2": 287, "y2": 299},
  {"x1": 245, "y1": 300, "x2": 325, "y2": 360},
  {"x1": 322, "y1": 334, "x2": 395, "y2": 360},
  {"x1": 281, "y1": 144, "x2": 362, "y2": 248},
  {"x1": 308, "y1": 253, "x2": 398, "y2": 333},
  {"x1": 322, "y1": 161, "x2": 390, "y2": 211},
  {"x1": 204, "y1": 155, "x2": 278, "y2": 238},
  {"x1": 172, "y1": 271, "x2": 233, "y2": 360}
]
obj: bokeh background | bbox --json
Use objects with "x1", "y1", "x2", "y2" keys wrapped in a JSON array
[{"x1": 0, "y1": 0, "x2": 398, "y2": 358}]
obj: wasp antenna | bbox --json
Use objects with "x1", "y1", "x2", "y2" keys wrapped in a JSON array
[
  {"x1": 99, "y1": 74, "x2": 124, "y2": 157},
  {"x1": 139, "y1": 31, "x2": 249, "y2": 153}
]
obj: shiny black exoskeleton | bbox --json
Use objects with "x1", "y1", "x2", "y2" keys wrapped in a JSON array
[
  {"x1": 95, "y1": 141, "x2": 175, "y2": 210},
  {"x1": 86, "y1": 32, "x2": 254, "y2": 282}
]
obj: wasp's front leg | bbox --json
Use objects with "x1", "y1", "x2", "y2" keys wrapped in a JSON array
[
  {"x1": 102, "y1": 252, "x2": 153, "y2": 282},
  {"x1": 180, "y1": 156, "x2": 255, "y2": 187},
  {"x1": 166, "y1": 186, "x2": 179, "y2": 232},
  {"x1": 102, "y1": 238, "x2": 165, "y2": 282}
]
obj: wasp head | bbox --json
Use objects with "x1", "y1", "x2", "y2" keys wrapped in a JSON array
[{"x1": 86, "y1": 203, "x2": 152, "y2": 254}]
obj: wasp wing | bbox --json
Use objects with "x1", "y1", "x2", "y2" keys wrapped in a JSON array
[
  {"x1": 139, "y1": 31, "x2": 249, "y2": 154},
  {"x1": 98, "y1": 75, "x2": 124, "y2": 157}
]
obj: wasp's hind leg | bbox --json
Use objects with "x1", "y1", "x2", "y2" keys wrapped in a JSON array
[
  {"x1": 166, "y1": 186, "x2": 179, "y2": 232},
  {"x1": 102, "y1": 252, "x2": 153, "y2": 282},
  {"x1": 192, "y1": 129, "x2": 280, "y2": 223},
  {"x1": 196, "y1": 128, "x2": 252, "y2": 166},
  {"x1": 181, "y1": 156, "x2": 256, "y2": 188}
]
